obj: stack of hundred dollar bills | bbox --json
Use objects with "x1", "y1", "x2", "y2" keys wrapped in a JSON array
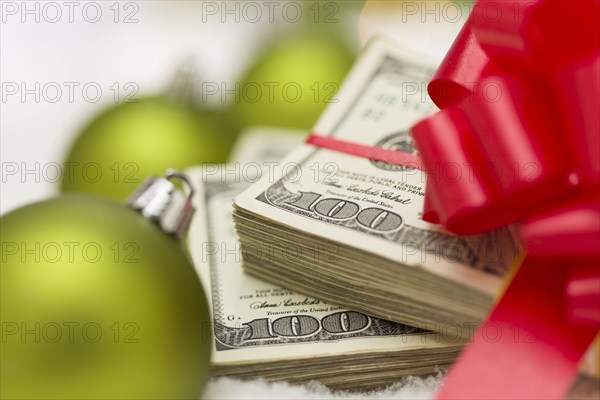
[
  {"x1": 186, "y1": 38, "x2": 524, "y2": 390},
  {"x1": 186, "y1": 128, "x2": 461, "y2": 391},
  {"x1": 232, "y1": 38, "x2": 520, "y2": 337}
]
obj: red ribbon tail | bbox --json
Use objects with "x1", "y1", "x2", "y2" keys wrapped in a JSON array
[{"x1": 437, "y1": 258, "x2": 600, "y2": 400}]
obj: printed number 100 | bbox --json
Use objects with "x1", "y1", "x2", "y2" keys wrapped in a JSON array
[{"x1": 244, "y1": 311, "x2": 370, "y2": 340}]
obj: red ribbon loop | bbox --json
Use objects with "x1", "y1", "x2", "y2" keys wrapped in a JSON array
[{"x1": 412, "y1": 0, "x2": 600, "y2": 235}]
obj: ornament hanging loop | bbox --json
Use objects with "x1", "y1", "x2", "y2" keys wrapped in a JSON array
[
  {"x1": 126, "y1": 169, "x2": 195, "y2": 241},
  {"x1": 164, "y1": 170, "x2": 195, "y2": 200}
]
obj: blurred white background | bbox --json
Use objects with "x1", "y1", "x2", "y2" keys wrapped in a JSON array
[
  {"x1": 1, "y1": 0, "x2": 466, "y2": 214},
  {"x1": 2, "y1": 1, "x2": 274, "y2": 213}
]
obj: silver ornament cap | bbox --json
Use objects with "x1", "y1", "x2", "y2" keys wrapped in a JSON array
[{"x1": 126, "y1": 170, "x2": 194, "y2": 241}]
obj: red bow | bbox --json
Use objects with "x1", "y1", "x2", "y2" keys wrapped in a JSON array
[{"x1": 410, "y1": 0, "x2": 600, "y2": 398}]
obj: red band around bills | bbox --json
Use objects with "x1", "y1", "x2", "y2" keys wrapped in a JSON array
[{"x1": 306, "y1": 134, "x2": 426, "y2": 171}]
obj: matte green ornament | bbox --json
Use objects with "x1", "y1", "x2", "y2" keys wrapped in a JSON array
[
  {"x1": 1, "y1": 172, "x2": 211, "y2": 400},
  {"x1": 231, "y1": 31, "x2": 355, "y2": 131},
  {"x1": 61, "y1": 96, "x2": 234, "y2": 201}
]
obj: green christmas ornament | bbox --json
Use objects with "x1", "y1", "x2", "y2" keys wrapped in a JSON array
[
  {"x1": 1, "y1": 172, "x2": 211, "y2": 400},
  {"x1": 61, "y1": 95, "x2": 235, "y2": 202},
  {"x1": 231, "y1": 31, "x2": 355, "y2": 131}
]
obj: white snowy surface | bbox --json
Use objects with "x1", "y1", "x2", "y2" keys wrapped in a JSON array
[{"x1": 203, "y1": 375, "x2": 443, "y2": 400}]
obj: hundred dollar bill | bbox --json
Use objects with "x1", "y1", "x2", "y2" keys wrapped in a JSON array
[{"x1": 232, "y1": 38, "x2": 520, "y2": 334}]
